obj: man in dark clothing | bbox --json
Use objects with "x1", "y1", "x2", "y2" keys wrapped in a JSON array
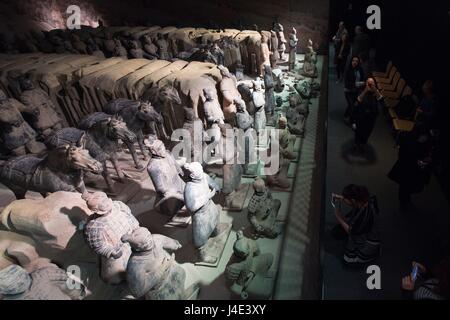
[
  {"x1": 417, "y1": 80, "x2": 438, "y2": 130},
  {"x1": 351, "y1": 78, "x2": 383, "y2": 152},
  {"x1": 344, "y1": 56, "x2": 365, "y2": 121},
  {"x1": 388, "y1": 125, "x2": 433, "y2": 211},
  {"x1": 352, "y1": 26, "x2": 371, "y2": 59}
]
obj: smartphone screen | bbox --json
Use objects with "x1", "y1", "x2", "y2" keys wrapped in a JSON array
[{"x1": 411, "y1": 265, "x2": 419, "y2": 281}]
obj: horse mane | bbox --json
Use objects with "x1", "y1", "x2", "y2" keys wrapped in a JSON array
[
  {"x1": 43, "y1": 148, "x2": 71, "y2": 173},
  {"x1": 141, "y1": 86, "x2": 160, "y2": 103}
]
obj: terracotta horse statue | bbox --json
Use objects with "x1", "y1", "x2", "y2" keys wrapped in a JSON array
[
  {"x1": 141, "y1": 85, "x2": 182, "y2": 139},
  {"x1": 46, "y1": 113, "x2": 136, "y2": 191},
  {"x1": 0, "y1": 144, "x2": 102, "y2": 199},
  {"x1": 104, "y1": 99, "x2": 162, "y2": 169}
]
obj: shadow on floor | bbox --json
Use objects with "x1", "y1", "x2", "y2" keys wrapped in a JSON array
[{"x1": 341, "y1": 139, "x2": 378, "y2": 166}]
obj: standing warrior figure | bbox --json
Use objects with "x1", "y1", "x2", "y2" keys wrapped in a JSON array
[
  {"x1": 252, "y1": 80, "x2": 266, "y2": 133},
  {"x1": 288, "y1": 27, "x2": 298, "y2": 71},
  {"x1": 156, "y1": 33, "x2": 171, "y2": 61},
  {"x1": 182, "y1": 107, "x2": 208, "y2": 164},
  {"x1": 259, "y1": 33, "x2": 271, "y2": 77},
  {"x1": 235, "y1": 98, "x2": 254, "y2": 131},
  {"x1": 263, "y1": 65, "x2": 276, "y2": 124},
  {"x1": 273, "y1": 22, "x2": 287, "y2": 61},
  {"x1": 203, "y1": 88, "x2": 225, "y2": 127},
  {"x1": 82, "y1": 192, "x2": 140, "y2": 285},
  {"x1": 142, "y1": 35, "x2": 159, "y2": 59},
  {"x1": 269, "y1": 31, "x2": 279, "y2": 68},
  {"x1": 113, "y1": 38, "x2": 128, "y2": 57},
  {"x1": 218, "y1": 65, "x2": 241, "y2": 124}
]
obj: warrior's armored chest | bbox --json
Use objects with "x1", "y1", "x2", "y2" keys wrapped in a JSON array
[{"x1": 248, "y1": 192, "x2": 270, "y2": 215}]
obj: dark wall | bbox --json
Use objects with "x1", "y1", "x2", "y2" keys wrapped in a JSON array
[{"x1": 330, "y1": 0, "x2": 450, "y2": 199}]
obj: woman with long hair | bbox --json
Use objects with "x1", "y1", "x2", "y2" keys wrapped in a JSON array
[{"x1": 343, "y1": 56, "x2": 365, "y2": 122}]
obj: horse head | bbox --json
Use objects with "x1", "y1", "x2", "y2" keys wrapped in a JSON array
[
  {"x1": 160, "y1": 85, "x2": 182, "y2": 105},
  {"x1": 58, "y1": 144, "x2": 103, "y2": 174},
  {"x1": 106, "y1": 116, "x2": 137, "y2": 144},
  {"x1": 138, "y1": 101, "x2": 163, "y2": 124}
]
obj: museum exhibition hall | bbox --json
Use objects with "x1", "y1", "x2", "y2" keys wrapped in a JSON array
[{"x1": 0, "y1": 0, "x2": 449, "y2": 301}]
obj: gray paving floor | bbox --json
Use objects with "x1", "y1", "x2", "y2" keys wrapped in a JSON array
[{"x1": 322, "y1": 46, "x2": 450, "y2": 299}]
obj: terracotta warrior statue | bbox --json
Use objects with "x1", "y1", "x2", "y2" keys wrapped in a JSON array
[
  {"x1": 183, "y1": 162, "x2": 229, "y2": 264},
  {"x1": 0, "y1": 89, "x2": 45, "y2": 156},
  {"x1": 128, "y1": 40, "x2": 154, "y2": 59},
  {"x1": 286, "y1": 95, "x2": 307, "y2": 137},
  {"x1": 113, "y1": 38, "x2": 128, "y2": 57},
  {"x1": 288, "y1": 27, "x2": 298, "y2": 71},
  {"x1": 49, "y1": 35, "x2": 66, "y2": 54},
  {"x1": 86, "y1": 38, "x2": 105, "y2": 58},
  {"x1": 266, "y1": 117, "x2": 294, "y2": 190},
  {"x1": 235, "y1": 98, "x2": 254, "y2": 131},
  {"x1": 263, "y1": 65, "x2": 276, "y2": 124},
  {"x1": 278, "y1": 116, "x2": 296, "y2": 160},
  {"x1": 82, "y1": 191, "x2": 140, "y2": 285},
  {"x1": 142, "y1": 35, "x2": 159, "y2": 59},
  {"x1": 18, "y1": 78, "x2": 64, "y2": 138},
  {"x1": 237, "y1": 83, "x2": 255, "y2": 115},
  {"x1": 122, "y1": 227, "x2": 197, "y2": 300},
  {"x1": 235, "y1": 99, "x2": 254, "y2": 176},
  {"x1": 156, "y1": 33, "x2": 171, "y2": 61},
  {"x1": 302, "y1": 39, "x2": 318, "y2": 78},
  {"x1": 101, "y1": 31, "x2": 116, "y2": 58},
  {"x1": 252, "y1": 80, "x2": 266, "y2": 133},
  {"x1": 225, "y1": 231, "x2": 274, "y2": 299},
  {"x1": 218, "y1": 65, "x2": 241, "y2": 124},
  {"x1": 269, "y1": 31, "x2": 279, "y2": 68},
  {"x1": 182, "y1": 107, "x2": 207, "y2": 164},
  {"x1": 218, "y1": 123, "x2": 244, "y2": 210},
  {"x1": 146, "y1": 139, "x2": 186, "y2": 217},
  {"x1": 70, "y1": 34, "x2": 87, "y2": 54},
  {"x1": 273, "y1": 22, "x2": 287, "y2": 61},
  {"x1": 0, "y1": 263, "x2": 86, "y2": 300},
  {"x1": 210, "y1": 41, "x2": 225, "y2": 66},
  {"x1": 248, "y1": 178, "x2": 281, "y2": 239},
  {"x1": 259, "y1": 33, "x2": 271, "y2": 77},
  {"x1": 203, "y1": 88, "x2": 225, "y2": 127},
  {"x1": 288, "y1": 85, "x2": 309, "y2": 115}
]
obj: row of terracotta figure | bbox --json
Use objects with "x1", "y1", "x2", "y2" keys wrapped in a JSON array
[
  {"x1": 0, "y1": 59, "x2": 319, "y2": 199},
  {"x1": 0, "y1": 23, "x2": 314, "y2": 78}
]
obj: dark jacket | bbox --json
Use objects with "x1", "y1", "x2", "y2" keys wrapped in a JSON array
[
  {"x1": 388, "y1": 132, "x2": 433, "y2": 193},
  {"x1": 344, "y1": 65, "x2": 365, "y2": 92},
  {"x1": 352, "y1": 33, "x2": 371, "y2": 57},
  {"x1": 353, "y1": 92, "x2": 380, "y2": 119}
]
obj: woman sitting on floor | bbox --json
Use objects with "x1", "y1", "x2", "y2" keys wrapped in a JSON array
[{"x1": 332, "y1": 184, "x2": 381, "y2": 265}]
